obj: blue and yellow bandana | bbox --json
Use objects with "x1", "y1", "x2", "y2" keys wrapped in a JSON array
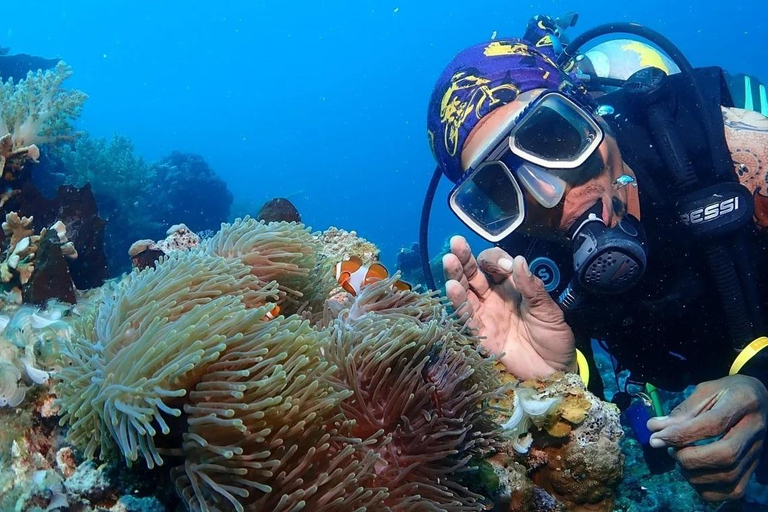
[{"x1": 427, "y1": 38, "x2": 593, "y2": 182}]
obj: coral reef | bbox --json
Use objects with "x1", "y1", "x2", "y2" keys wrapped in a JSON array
[
  {"x1": 44, "y1": 219, "x2": 631, "y2": 511},
  {"x1": 52, "y1": 140, "x2": 233, "y2": 276},
  {"x1": 316, "y1": 226, "x2": 380, "y2": 265},
  {"x1": 129, "y1": 223, "x2": 201, "y2": 270},
  {"x1": 53, "y1": 220, "x2": 510, "y2": 511},
  {"x1": 510, "y1": 373, "x2": 625, "y2": 512},
  {"x1": 56, "y1": 134, "x2": 159, "y2": 275},
  {"x1": 0, "y1": 212, "x2": 79, "y2": 305},
  {"x1": 0, "y1": 62, "x2": 87, "y2": 154},
  {"x1": 12, "y1": 183, "x2": 109, "y2": 290}
]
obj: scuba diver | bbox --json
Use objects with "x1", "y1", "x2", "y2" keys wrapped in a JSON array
[{"x1": 422, "y1": 15, "x2": 768, "y2": 503}]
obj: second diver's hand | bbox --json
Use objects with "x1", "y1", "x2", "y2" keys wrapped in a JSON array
[{"x1": 443, "y1": 235, "x2": 576, "y2": 380}]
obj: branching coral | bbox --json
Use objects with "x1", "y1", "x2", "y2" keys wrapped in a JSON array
[
  {"x1": 56, "y1": 250, "x2": 280, "y2": 468},
  {"x1": 0, "y1": 61, "x2": 86, "y2": 151}
]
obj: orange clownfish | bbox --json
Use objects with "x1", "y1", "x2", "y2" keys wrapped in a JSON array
[
  {"x1": 265, "y1": 304, "x2": 281, "y2": 320},
  {"x1": 335, "y1": 256, "x2": 411, "y2": 296}
]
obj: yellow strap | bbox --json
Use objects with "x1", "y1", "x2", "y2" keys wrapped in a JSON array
[
  {"x1": 730, "y1": 336, "x2": 768, "y2": 376},
  {"x1": 576, "y1": 349, "x2": 590, "y2": 387}
]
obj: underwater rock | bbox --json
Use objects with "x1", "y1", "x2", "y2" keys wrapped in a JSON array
[
  {"x1": 508, "y1": 373, "x2": 625, "y2": 512},
  {"x1": 12, "y1": 183, "x2": 108, "y2": 290},
  {"x1": 256, "y1": 197, "x2": 302, "y2": 223},
  {"x1": 149, "y1": 151, "x2": 233, "y2": 233},
  {"x1": 64, "y1": 460, "x2": 113, "y2": 502},
  {"x1": 128, "y1": 223, "x2": 201, "y2": 270},
  {"x1": 22, "y1": 223, "x2": 78, "y2": 305}
]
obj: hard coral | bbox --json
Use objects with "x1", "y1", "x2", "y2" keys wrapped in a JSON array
[{"x1": 513, "y1": 373, "x2": 625, "y2": 512}]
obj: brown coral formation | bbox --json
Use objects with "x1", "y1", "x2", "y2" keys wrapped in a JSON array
[
  {"x1": 0, "y1": 133, "x2": 39, "y2": 182},
  {"x1": 0, "y1": 212, "x2": 78, "y2": 305},
  {"x1": 511, "y1": 373, "x2": 625, "y2": 511},
  {"x1": 315, "y1": 226, "x2": 380, "y2": 265},
  {"x1": 128, "y1": 223, "x2": 201, "y2": 270}
]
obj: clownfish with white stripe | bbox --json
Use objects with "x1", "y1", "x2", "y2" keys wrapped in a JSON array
[{"x1": 335, "y1": 256, "x2": 411, "y2": 296}]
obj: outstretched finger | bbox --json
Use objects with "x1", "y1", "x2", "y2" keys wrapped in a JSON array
[
  {"x1": 445, "y1": 279, "x2": 481, "y2": 329},
  {"x1": 450, "y1": 236, "x2": 490, "y2": 298}
]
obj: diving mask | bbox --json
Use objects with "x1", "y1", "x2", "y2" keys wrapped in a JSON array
[{"x1": 449, "y1": 91, "x2": 604, "y2": 242}]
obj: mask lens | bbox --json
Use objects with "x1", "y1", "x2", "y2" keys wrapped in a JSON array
[
  {"x1": 450, "y1": 162, "x2": 524, "y2": 240},
  {"x1": 511, "y1": 94, "x2": 601, "y2": 167}
]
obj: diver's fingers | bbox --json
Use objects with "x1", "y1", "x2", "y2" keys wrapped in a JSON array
[
  {"x1": 509, "y1": 255, "x2": 566, "y2": 324},
  {"x1": 476, "y1": 247, "x2": 517, "y2": 283},
  {"x1": 649, "y1": 400, "x2": 741, "y2": 449},
  {"x1": 450, "y1": 236, "x2": 490, "y2": 298},
  {"x1": 647, "y1": 380, "x2": 723, "y2": 435},
  {"x1": 445, "y1": 279, "x2": 482, "y2": 329},
  {"x1": 676, "y1": 426, "x2": 761, "y2": 475},
  {"x1": 696, "y1": 457, "x2": 759, "y2": 502},
  {"x1": 443, "y1": 252, "x2": 468, "y2": 287}
]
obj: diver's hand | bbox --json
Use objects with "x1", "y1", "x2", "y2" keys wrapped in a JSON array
[
  {"x1": 647, "y1": 375, "x2": 768, "y2": 501},
  {"x1": 442, "y1": 235, "x2": 575, "y2": 380}
]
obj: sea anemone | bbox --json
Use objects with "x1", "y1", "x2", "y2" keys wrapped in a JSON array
[
  {"x1": 173, "y1": 315, "x2": 388, "y2": 512},
  {"x1": 204, "y1": 218, "x2": 335, "y2": 318},
  {"x1": 56, "y1": 250, "x2": 279, "y2": 467},
  {"x1": 324, "y1": 278, "x2": 504, "y2": 511}
]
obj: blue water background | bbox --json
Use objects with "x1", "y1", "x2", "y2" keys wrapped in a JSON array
[{"x1": 3, "y1": 1, "x2": 766, "y2": 268}]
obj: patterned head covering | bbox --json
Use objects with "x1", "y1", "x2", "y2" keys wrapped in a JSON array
[{"x1": 427, "y1": 38, "x2": 594, "y2": 182}]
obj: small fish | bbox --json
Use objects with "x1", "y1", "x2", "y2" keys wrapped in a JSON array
[
  {"x1": 613, "y1": 174, "x2": 637, "y2": 190},
  {"x1": 335, "y1": 256, "x2": 411, "y2": 296},
  {"x1": 265, "y1": 304, "x2": 281, "y2": 320}
]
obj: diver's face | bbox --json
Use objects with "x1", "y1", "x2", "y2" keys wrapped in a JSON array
[{"x1": 461, "y1": 91, "x2": 640, "y2": 241}]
